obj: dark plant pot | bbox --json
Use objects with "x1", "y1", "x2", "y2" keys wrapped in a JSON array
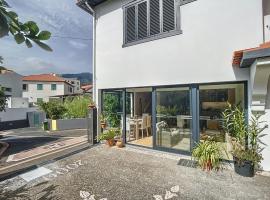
[{"x1": 234, "y1": 157, "x2": 255, "y2": 177}]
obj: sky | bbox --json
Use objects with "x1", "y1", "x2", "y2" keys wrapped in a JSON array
[{"x1": 0, "y1": 0, "x2": 93, "y2": 75}]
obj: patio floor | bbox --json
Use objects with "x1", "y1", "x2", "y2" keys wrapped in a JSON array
[{"x1": 0, "y1": 144, "x2": 270, "y2": 200}]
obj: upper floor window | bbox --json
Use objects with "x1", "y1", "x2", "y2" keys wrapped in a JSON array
[
  {"x1": 51, "y1": 84, "x2": 57, "y2": 91},
  {"x1": 37, "y1": 84, "x2": 43, "y2": 90},
  {"x1": 123, "y1": 0, "x2": 181, "y2": 47}
]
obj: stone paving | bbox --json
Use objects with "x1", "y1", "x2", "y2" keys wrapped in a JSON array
[{"x1": 0, "y1": 145, "x2": 270, "y2": 200}]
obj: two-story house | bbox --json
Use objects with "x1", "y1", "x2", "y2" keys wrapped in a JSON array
[
  {"x1": 22, "y1": 74, "x2": 74, "y2": 104},
  {"x1": 78, "y1": 0, "x2": 270, "y2": 171}
]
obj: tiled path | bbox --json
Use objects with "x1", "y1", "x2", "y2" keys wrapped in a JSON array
[{"x1": 1, "y1": 145, "x2": 270, "y2": 200}]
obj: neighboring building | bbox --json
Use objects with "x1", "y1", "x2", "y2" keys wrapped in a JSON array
[
  {"x1": 0, "y1": 69, "x2": 22, "y2": 97},
  {"x1": 78, "y1": 0, "x2": 270, "y2": 171},
  {"x1": 22, "y1": 74, "x2": 74, "y2": 104},
  {"x1": 6, "y1": 97, "x2": 29, "y2": 108},
  {"x1": 64, "y1": 78, "x2": 82, "y2": 94},
  {"x1": 81, "y1": 84, "x2": 93, "y2": 94}
]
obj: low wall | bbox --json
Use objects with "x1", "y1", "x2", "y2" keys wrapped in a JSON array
[{"x1": 49, "y1": 118, "x2": 88, "y2": 131}]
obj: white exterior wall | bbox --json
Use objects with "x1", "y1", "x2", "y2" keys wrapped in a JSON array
[
  {"x1": 0, "y1": 107, "x2": 37, "y2": 122},
  {"x1": 6, "y1": 97, "x2": 29, "y2": 108},
  {"x1": 22, "y1": 82, "x2": 73, "y2": 103},
  {"x1": 0, "y1": 71, "x2": 22, "y2": 97},
  {"x1": 94, "y1": 0, "x2": 263, "y2": 93}
]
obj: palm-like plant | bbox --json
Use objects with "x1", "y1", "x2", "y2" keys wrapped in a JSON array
[{"x1": 192, "y1": 139, "x2": 223, "y2": 171}]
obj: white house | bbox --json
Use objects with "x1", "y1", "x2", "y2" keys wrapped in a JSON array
[
  {"x1": 64, "y1": 78, "x2": 83, "y2": 94},
  {"x1": 0, "y1": 69, "x2": 22, "y2": 97},
  {"x1": 22, "y1": 74, "x2": 74, "y2": 103},
  {"x1": 78, "y1": 0, "x2": 270, "y2": 171}
]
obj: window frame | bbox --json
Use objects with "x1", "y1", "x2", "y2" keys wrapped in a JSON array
[
  {"x1": 51, "y1": 84, "x2": 57, "y2": 91},
  {"x1": 123, "y1": 0, "x2": 182, "y2": 47},
  {"x1": 37, "y1": 84, "x2": 43, "y2": 91}
]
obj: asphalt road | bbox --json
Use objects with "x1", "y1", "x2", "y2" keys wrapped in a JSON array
[
  {"x1": 0, "y1": 128, "x2": 88, "y2": 164},
  {"x1": 0, "y1": 145, "x2": 270, "y2": 200}
]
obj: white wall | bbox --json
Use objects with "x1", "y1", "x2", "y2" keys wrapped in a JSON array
[
  {"x1": 22, "y1": 82, "x2": 72, "y2": 103},
  {"x1": 94, "y1": 0, "x2": 262, "y2": 93},
  {"x1": 0, "y1": 107, "x2": 37, "y2": 122},
  {"x1": 7, "y1": 97, "x2": 29, "y2": 108},
  {"x1": 0, "y1": 71, "x2": 22, "y2": 97}
]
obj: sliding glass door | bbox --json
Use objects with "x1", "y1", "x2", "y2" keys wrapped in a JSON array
[{"x1": 155, "y1": 87, "x2": 192, "y2": 152}]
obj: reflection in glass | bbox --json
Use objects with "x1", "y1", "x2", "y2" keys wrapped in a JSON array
[
  {"x1": 199, "y1": 84, "x2": 245, "y2": 159},
  {"x1": 156, "y1": 87, "x2": 191, "y2": 152}
]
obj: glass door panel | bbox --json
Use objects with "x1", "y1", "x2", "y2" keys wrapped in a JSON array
[
  {"x1": 199, "y1": 83, "x2": 245, "y2": 160},
  {"x1": 156, "y1": 87, "x2": 191, "y2": 152},
  {"x1": 125, "y1": 88, "x2": 153, "y2": 147}
]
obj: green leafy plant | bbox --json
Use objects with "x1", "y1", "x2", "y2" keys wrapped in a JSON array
[
  {"x1": 156, "y1": 105, "x2": 178, "y2": 116},
  {"x1": 192, "y1": 139, "x2": 224, "y2": 171},
  {"x1": 0, "y1": 88, "x2": 6, "y2": 112},
  {"x1": 38, "y1": 101, "x2": 67, "y2": 120},
  {"x1": 97, "y1": 129, "x2": 120, "y2": 141},
  {"x1": 0, "y1": 0, "x2": 52, "y2": 51},
  {"x1": 222, "y1": 103, "x2": 266, "y2": 168},
  {"x1": 63, "y1": 96, "x2": 91, "y2": 119},
  {"x1": 103, "y1": 94, "x2": 121, "y2": 127}
]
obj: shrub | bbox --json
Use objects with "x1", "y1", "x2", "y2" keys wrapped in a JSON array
[
  {"x1": 63, "y1": 96, "x2": 91, "y2": 119},
  {"x1": 97, "y1": 129, "x2": 120, "y2": 141},
  {"x1": 38, "y1": 101, "x2": 66, "y2": 120}
]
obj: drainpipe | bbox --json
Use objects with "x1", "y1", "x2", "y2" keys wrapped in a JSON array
[{"x1": 85, "y1": 1, "x2": 97, "y2": 103}]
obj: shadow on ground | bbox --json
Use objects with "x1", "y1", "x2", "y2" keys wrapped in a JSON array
[{"x1": 0, "y1": 181, "x2": 59, "y2": 200}]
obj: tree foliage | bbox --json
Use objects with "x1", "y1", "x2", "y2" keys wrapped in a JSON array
[
  {"x1": 0, "y1": 88, "x2": 7, "y2": 112},
  {"x1": 0, "y1": 0, "x2": 52, "y2": 51}
]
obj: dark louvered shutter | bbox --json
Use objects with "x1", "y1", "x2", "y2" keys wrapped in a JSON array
[
  {"x1": 138, "y1": 1, "x2": 148, "y2": 39},
  {"x1": 126, "y1": 6, "x2": 136, "y2": 43},
  {"x1": 163, "y1": 0, "x2": 175, "y2": 32},
  {"x1": 150, "y1": 0, "x2": 160, "y2": 36}
]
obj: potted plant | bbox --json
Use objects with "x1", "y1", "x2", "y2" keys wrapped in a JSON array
[
  {"x1": 192, "y1": 138, "x2": 224, "y2": 171},
  {"x1": 114, "y1": 129, "x2": 125, "y2": 148},
  {"x1": 100, "y1": 113, "x2": 107, "y2": 129},
  {"x1": 88, "y1": 99, "x2": 96, "y2": 109},
  {"x1": 97, "y1": 129, "x2": 117, "y2": 147},
  {"x1": 222, "y1": 103, "x2": 266, "y2": 177}
]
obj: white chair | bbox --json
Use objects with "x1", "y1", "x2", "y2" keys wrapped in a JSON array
[{"x1": 139, "y1": 115, "x2": 148, "y2": 138}]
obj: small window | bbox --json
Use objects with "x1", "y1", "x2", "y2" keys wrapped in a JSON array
[
  {"x1": 124, "y1": 0, "x2": 181, "y2": 46},
  {"x1": 23, "y1": 84, "x2": 27, "y2": 91},
  {"x1": 5, "y1": 87, "x2": 12, "y2": 92},
  {"x1": 51, "y1": 84, "x2": 57, "y2": 91},
  {"x1": 69, "y1": 87, "x2": 73, "y2": 93},
  {"x1": 37, "y1": 84, "x2": 43, "y2": 90}
]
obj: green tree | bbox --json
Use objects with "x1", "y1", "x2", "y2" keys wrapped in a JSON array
[
  {"x1": 0, "y1": 88, "x2": 6, "y2": 112},
  {"x1": 0, "y1": 0, "x2": 52, "y2": 51}
]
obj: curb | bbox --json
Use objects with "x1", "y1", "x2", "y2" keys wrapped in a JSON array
[{"x1": 0, "y1": 142, "x2": 9, "y2": 158}]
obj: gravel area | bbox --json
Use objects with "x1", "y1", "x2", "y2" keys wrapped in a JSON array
[{"x1": 0, "y1": 145, "x2": 270, "y2": 200}]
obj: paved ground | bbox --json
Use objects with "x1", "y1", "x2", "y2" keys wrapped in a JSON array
[
  {"x1": 0, "y1": 128, "x2": 87, "y2": 165},
  {"x1": 0, "y1": 145, "x2": 269, "y2": 200}
]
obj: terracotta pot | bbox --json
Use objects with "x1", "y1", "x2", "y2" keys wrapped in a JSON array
[
  {"x1": 100, "y1": 122, "x2": 106, "y2": 129},
  {"x1": 88, "y1": 104, "x2": 96, "y2": 109},
  {"x1": 116, "y1": 140, "x2": 125, "y2": 148},
  {"x1": 203, "y1": 160, "x2": 213, "y2": 171},
  {"x1": 106, "y1": 139, "x2": 115, "y2": 147}
]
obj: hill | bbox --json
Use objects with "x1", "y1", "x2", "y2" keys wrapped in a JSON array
[{"x1": 61, "y1": 73, "x2": 92, "y2": 85}]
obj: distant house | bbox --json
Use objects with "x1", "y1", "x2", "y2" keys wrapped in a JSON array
[
  {"x1": 22, "y1": 74, "x2": 74, "y2": 104},
  {"x1": 64, "y1": 78, "x2": 82, "y2": 94},
  {"x1": 81, "y1": 84, "x2": 93, "y2": 94},
  {"x1": 0, "y1": 69, "x2": 22, "y2": 97}
]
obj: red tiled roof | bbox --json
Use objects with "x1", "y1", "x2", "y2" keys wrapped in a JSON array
[
  {"x1": 81, "y1": 84, "x2": 93, "y2": 91},
  {"x1": 23, "y1": 74, "x2": 66, "y2": 82},
  {"x1": 233, "y1": 42, "x2": 270, "y2": 66}
]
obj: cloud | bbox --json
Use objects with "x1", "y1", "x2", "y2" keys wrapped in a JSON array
[
  {"x1": 23, "y1": 57, "x2": 56, "y2": 71},
  {"x1": 68, "y1": 40, "x2": 88, "y2": 49}
]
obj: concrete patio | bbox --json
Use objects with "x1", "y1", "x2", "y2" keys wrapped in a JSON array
[{"x1": 0, "y1": 145, "x2": 270, "y2": 200}]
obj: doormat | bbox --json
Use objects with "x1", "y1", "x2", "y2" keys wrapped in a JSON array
[{"x1": 177, "y1": 159, "x2": 197, "y2": 168}]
